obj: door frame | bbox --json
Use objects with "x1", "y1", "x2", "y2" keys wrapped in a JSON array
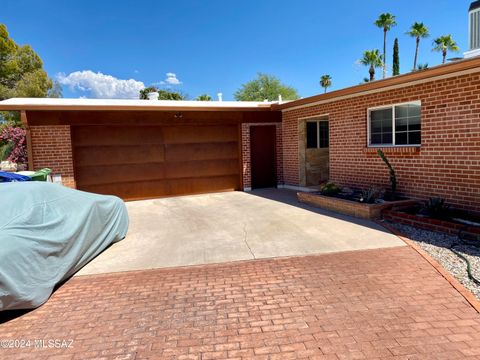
[{"x1": 298, "y1": 114, "x2": 330, "y2": 187}]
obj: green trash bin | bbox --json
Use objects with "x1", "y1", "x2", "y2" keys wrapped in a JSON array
[{"x1": 29, "y1": 168, "x2": 52, "y2": 182}]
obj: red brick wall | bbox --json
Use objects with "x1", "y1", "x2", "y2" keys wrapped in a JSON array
[
  {"x1": 30, "y1": 125, "x2": 76, "y2": 188},
  {"x1": 241, "y1": 123, "x2": 283, "y2": 190},
  {"x1": 282, "y1": 72, "x2": 480, "y2": 211}
]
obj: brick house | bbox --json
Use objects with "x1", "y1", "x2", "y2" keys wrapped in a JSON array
[{"x1": 0, "y1": 57, "x2": 479, "y2": 211}]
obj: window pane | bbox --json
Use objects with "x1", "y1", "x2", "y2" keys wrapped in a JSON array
[
  {"x1": 409, "y1": 131, "x2": 421, "y2": 145},
  {"x1": 395, "y1": 105, "x2": 409, "y2": 118},
  {"x1": 371, "y1": 119, "x2": 383, "y2": 133},
  {"x1": 394, "y1": 103, "x2": 421, "y2": 145},
  {"x1": 382, "y1": 132, "x2": 392, "y2": 144},
  {"x1": 319, "y1": 121, "x2": 329, "y2": 148},
  {"x1": 371, "y1": 108, "x2": 392, "y2": 121},
  {"x1": 370, "y1": 108, "x2": 393, "y2": 145},
  {"x1": 408, "y1": 116, "x2": 421, "y2": 131},
  {"x1": 306, "y1": 122, "x2": 317, "y2": 148},
  {"x1": 395, "y1": 118, "x2": 408, "y2": 132},
  {"x1": 408, "y1": 104, "x2": 421, "y2": 117},
  {"x1": 396, "y1": 132, "x2": 408, "y2": 145},
  {"x1": 371, "y1": 133, "x2": 382, "y2": 144}
]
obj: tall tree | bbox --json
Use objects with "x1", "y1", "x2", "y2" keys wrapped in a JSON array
[
  {"x1": 360, "y1": 50, "x2": 383, "y2": 81},
  {"x1": 319, "y1": 74, "x2": 332, "y2": 93},
  {"x1": 0, "y1": 24, "x2": 53, "y2": 125},
  {"x1": 433, "y1": 35, "x2": 459, "y2": 64},
  {"x1": 374, "y1": 13, "x2": 397, "y2": 79},
  {"x1": 234, "y1": 73, "x2": 299, "y2": 101},
  {"x1": 392, "y1": 38, "x2": 400, "y2": 76},
  {"x1": 157, "y1": 89, "x2": 186, "y2": 100},
  {"x1": 406, "y1": 22, "x2": 429, "y2": 71},
  {"x1": 196, "y1": 94, "x2": 212, "y2": 101}
]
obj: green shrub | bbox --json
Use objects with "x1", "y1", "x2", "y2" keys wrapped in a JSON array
[{"x1": 320, "y1": 182, "x2": 341, "y2": 196}]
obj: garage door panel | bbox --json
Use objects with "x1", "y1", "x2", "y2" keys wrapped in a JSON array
[
  {"x1": 162, "y1": 125, "x2": 238, "y2": 144},
  {"x1": 73, "y1": 126, "x2": 164, "y2": 146},
  {"x1": 165, "y1": 142, "x2": 238, "y2": 162},
  {"x1": 167, "y1": 175, "x2": 239, "y2": 195},
  {"x1": 165, "y1": 159, "x2": 239, "y2": 179},
  {"x1": 81, "y1": 175, "x2": 239, "y2": 200},
  {"x1": 72, "y1": 125, "x2": 241, "y2": 200},
  {"x1": 76, "y1": 163, "x2": 166, "y2": 186},
  {"x1": 80, "y1": 180, "x2": 170, "y2": 200},
  {"x1": 75, "y1": 145, "x2": 165, "y2": 167}
]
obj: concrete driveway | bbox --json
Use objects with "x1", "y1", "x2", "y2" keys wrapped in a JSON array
[{"x1": 77, "y1": 189, "x2": 405, "y2": 275}]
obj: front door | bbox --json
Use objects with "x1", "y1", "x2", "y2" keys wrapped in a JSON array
[
  {"x1": 305, "y1": 119, "x2": 330, "y2": 186},
  {"x1": 250, "y1": 125, "x2": 276, "y2": 189}
]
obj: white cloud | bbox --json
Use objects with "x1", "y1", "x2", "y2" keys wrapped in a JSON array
[
  {"x1": 57, "y1": 70, "x2": 145, "y2": 99},
  {"x1": 159, "y1": 72, "x2": 182, "y2": 85}
]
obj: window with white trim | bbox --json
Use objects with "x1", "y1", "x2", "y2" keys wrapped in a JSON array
[
  {"x1": 306, "y1": 120, "x2": 329, "y2": 149},
  {"x1": 368, "y1": 102, "x2": 421, "y2": 146}
]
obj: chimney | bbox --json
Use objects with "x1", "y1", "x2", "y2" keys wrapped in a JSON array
[
  {"x1": 465, "y1": 1, "x2": 480, "y2": 58},
  {"x1": 217, "y1": 92, "x2": 223, "y2": 102}
]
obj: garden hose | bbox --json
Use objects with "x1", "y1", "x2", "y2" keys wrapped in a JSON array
[{"x1": 449, "y1": 228, "x2": 480, "y2": 286}]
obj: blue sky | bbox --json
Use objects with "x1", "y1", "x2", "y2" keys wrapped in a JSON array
[{"x1": 1, "y1": 0, "x2": 472, "y2": 100}]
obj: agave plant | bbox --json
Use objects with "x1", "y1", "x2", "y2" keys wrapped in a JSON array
[{"x1": 424, "y1": 198, "x2": 450, "y2": 219}]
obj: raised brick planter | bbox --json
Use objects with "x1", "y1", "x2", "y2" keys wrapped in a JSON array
[
  {"x1": 297, "y1": 192, "x2": 417, "y2": 220},
  {"x1": 383, "y1": 209, "x2": 480, "y2": 240}
]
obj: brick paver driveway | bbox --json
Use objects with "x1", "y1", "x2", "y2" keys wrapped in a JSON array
[{"x1": 1, "y1": 246, "x2": 480, "y2": 359}]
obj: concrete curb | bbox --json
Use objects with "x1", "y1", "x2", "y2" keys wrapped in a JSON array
[{"x1": 378, "y1": 220, "x2": 480, "y2": 314}]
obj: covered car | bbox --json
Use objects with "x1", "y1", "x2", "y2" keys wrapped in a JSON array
[{"x1": 0, "y1": 182, "x2": 129, "y2": 311}]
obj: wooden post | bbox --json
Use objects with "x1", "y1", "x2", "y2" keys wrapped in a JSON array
[{"x1": 20, "y1": 111, "x2": 34, "y2": 171}]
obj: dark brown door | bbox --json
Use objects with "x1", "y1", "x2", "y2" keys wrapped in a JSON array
[
  {"x1": 250, "y1": 125, "x2": 276, "y2": 189},
  {"x1": 72, "y1": 125, "x2": 241, "y2": 200}
]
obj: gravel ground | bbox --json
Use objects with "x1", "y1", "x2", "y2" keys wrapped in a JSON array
[{"x1": 386, "y1": 221, "x2": 480, "y2": 301}]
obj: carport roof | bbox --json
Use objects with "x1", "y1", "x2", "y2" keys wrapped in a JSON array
[{"x1": 0, "y1": 98, "x2": 277, "y2": 111}]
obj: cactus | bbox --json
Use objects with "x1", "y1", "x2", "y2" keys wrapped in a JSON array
[{"x1": 377, "y1": 149, "x2": 397, "y2": 195}]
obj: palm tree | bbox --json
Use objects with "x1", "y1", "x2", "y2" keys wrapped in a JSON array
[
  {"x1": 319, "y1": 75, "x2": 332, "y2": 93},
  {"x1": 406, "y1": 22, "x2": 429, "y2": 71},
  {"x1": 360, "y1": 50, "x2": 383, "y2": 81},
  {"x1": 375, "y1": 13, "x2": 397, "y2": 78},
  {"x1": 433, "y1": 35, "x2": 459, "y2": 64}
]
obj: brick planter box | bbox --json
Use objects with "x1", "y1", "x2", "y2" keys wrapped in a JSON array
[
  {"x1": 383, "y1": 209, "x2": 480, "y2": 240},
  {"x1": 297, "y1": 192, "x2": 417, "y2": 220}
]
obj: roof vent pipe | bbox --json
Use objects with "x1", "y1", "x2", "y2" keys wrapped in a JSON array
[
  {"x1": 217, "y1": 93, "x2": 223, "y2": 102},
  {"x1": 278, "y1": 94, "x2": 282, "y2": 103}
]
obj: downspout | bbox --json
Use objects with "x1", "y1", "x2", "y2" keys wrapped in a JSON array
[{"x1": 20, "y1": 110, "x2": 34, "y2": 171}]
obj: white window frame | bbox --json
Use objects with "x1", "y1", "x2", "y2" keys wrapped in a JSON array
[
  {"x1": 306, "y1": 118, "x2": 329, "y2": 149},
  {"x1": 367, "y1": 100, "x2": 421, "y2": 147}
]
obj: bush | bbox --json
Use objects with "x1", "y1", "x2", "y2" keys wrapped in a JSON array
[
  {"x1": 320, "y1": 182, "x2": 341, "y2": 196},
  {"x1": 0, "y1": 125, "x2": 27, "y2": 164}
]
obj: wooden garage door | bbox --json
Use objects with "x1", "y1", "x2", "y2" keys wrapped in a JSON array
[{"x1": 72, "y1": 125, "x2": 241, "y2": 200}]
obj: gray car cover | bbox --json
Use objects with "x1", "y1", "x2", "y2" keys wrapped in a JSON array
[{"x1": 0, "y1": 182, "x2": 129, "y2": 310}]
